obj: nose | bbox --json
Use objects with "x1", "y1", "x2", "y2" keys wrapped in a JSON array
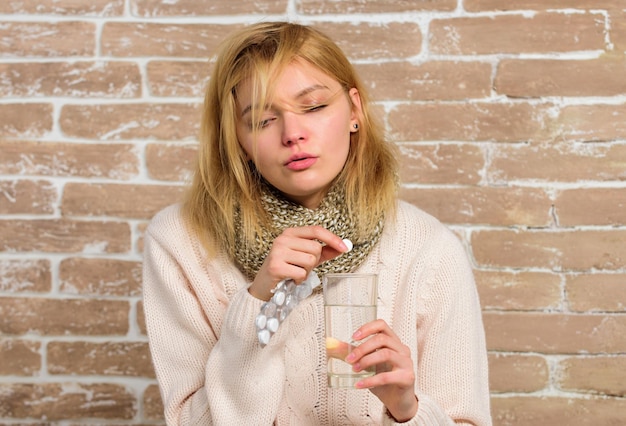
[{"x1": 281, "y1": 111, "x2": 307, "y2": 147}]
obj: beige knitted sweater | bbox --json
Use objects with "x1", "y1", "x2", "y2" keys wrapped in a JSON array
[{"x1": 143, "y1": 201, "x2": 492, "y2": 425}]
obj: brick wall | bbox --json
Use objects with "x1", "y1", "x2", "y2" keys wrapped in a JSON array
[{"x1": 1, "y1": 0, "x2": 625, "y2": 424}]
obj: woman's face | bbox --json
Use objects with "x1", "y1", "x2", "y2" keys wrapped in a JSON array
[{"x1": 235, "y1": 60, "x2": 361, "y2": 210}]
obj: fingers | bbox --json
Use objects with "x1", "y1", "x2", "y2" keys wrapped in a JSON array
[
  {"x1": 344, "y1": 320, "x2": 419, "y2": 421},
  {"x1": 290, "y1": 226, "x2": 350, "y2": 256},
  {"x1": 271, "y1": 226, "x2": 348, "y2": 279},
  {"x1": 355, "y1": 362, "x2": 415, "y2": 390},
  {"x1": 345, "y1": 319, "x2": 413, "y2": 386},
  {"x1": 249, "y1": 226, "x2": 350, "y2": 300},
  {"x1": 270, "y1": 226, "x2": 348, "y2": 272},
  {"x1": 351, "y1": 320, "x2": 411, "y2": 358}
]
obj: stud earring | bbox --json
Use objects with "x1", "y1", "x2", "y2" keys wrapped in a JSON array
[{"x1": 353, "y1": 123, "x2": 359, "y2": 130}]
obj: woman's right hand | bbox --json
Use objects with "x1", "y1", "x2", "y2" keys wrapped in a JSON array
[{"x1": 248, "y1": 226, "x2": 349, "y2": 301}]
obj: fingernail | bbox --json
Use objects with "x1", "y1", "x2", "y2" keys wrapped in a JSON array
[
  {"x1": 352, "y1": 330, "x2": 362, "y2": 339},
  {"x1": 345, "y1": 353, "x2": 355, "y2": 363},
  {"x1": 354, "y1": 381, "x2": 365, "y2": 389}
]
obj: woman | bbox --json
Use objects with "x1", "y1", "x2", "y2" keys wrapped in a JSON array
[{"x1": 143, "y1": 21, "x2": 491, "y2": 425}]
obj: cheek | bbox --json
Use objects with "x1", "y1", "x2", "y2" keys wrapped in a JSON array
[
  {"x1": 237, "y1": 135, "x2": 273, "y2": 170},
  {"x1": 235, "y1": 126, "x2": 257, "y2": 161}
]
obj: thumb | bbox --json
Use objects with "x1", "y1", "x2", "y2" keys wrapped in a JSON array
[{"x1": 318, "y1": 238, "x2": 353, "y2": 265}]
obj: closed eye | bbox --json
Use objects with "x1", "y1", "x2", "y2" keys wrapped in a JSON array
[
  {"x1": 300, "y1": 103, "x2": 328, "y2": 113},
  {"x1": 247, "y1": 115, "x2": 277, "y2": 130},
  {"x1": 257, "y1": 117, "x2": 277, "y2": 128},
  {"x1": 259, "y1": 117, "x2": 276, "y2": 129}
]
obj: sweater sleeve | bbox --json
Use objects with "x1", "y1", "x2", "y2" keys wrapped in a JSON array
[
  {"x1": 416, "y1": 228, "x2": 491, "y2": 425},
  {"x1": 383, "y1": 222, "x2": 491, "y2": 426},
  {"x1": 142, "y1": 207, "x2": 287, "y2": 425},
  {"x1": 204, "y1": 287, "x2": 287, "y2": 424}
]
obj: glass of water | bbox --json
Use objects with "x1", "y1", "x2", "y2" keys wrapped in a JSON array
[{"x1": 323, "y1": 273, "x2": 378, "y2": 388}]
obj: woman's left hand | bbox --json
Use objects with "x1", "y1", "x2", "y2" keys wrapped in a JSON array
[{"x1": 345, "y1": 319, "x2": 419, "y2": 422}]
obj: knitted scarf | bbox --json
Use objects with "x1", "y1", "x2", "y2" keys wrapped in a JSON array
[{"x1": 233, "y1": 183, "x2": 384, "y2": 281}]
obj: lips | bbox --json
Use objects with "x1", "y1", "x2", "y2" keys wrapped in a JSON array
[{"x1": 285, "y1": 153, "x2": 318, "y2": 171}]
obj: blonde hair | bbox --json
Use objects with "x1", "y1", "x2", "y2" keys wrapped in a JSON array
[{"x1": 183, "y1": 22, "x2": 398, "y2": 257}]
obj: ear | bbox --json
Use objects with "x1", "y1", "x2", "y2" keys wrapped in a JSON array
[{"x1": 348, "y1": 87, "x2": 362, "y2": 132}]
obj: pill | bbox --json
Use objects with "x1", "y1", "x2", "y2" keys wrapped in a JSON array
[
  {"x1": 267, "y1": 317, "x2": 279, "y2": 332},
  {"x1": 273, "y1": 290, "x2": 286, "y2": 306},
  {"x1": 258, "y1": 329, "x2": 270, "y2": 345},
  {"x1": 255, "y1": 314, "x2": 267, "y2": 330},
  {"x1": 342, "y1": 238, "x2": 353, "y2": 252}
]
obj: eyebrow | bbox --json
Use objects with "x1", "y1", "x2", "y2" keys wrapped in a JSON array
[{"x1": 240, "y1": 84, "x2": 331, "y2": 117}]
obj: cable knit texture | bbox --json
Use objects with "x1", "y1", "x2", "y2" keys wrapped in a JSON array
[{"x1": 143, "y1": 201, "x2": 492, "y2": 425}]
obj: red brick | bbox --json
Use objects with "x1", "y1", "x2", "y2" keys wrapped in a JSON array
[
  {"x1": 0, "y1": 180, "x2": 56, "y2": 214},
  {"x1": 137, "y1": 300, "x2": 146, "y2": 335},
  {"x1": 102, "y1": 22, "x2": 422, "y2": 59},
  {"x1": 495, "y1": 57, "x2": 626, "y2": 97},
  {"x1": 132, "y1": 0, "x2": 286, "y2": 15},
  {"x1": 59, "y1": 257, "x2": 142, "y2": 297},
  {"x1": 397, "y1": 143, "x2": 483, "y2": 185},
  {"x1": 313, "y1": 22, "x2": 422, "y2": 60},
  {"x1": 59, "y1": 103, "x2": 200, "y2": 141},
  {"x1": 101, "y1": 23, "x2": 241, "y2": 57},
  {"x1": 0, "y1": 259, "x2": 51, "y2": 292},
  {"x1": 472, "y1": 229, "x2": 626, "y2": 271},
  {"x1": 0, "y1": 383, "x2": 135, "y2": 419},
  {"x1": 489, "y1": 142, "x2": 626, "y2": 183},
  {"x1": 484, "y1": 312, "x2": 626, "y2": 353},
  {"x1": 430, "y1": 13, "x2": 605, "y2": 55},
  {"x1": 0, "y1": 0, "x2": 124, "y2": 15},
  {"x1": 557, "y1": 104, "x2": 626, "y2": 142},
  {"x1": 475, "y1": 270, "x2": 561, "y2": 311},
  {"x1": 48, "y1": 341, "x2": 154, "y2": 377},
  {"x1": 0, "y1": 104, "x2": 52, "y2": 137},
  {"x1": 556, "y1": 188, "x2": 626, "y2": 226},
  {"x1": 566, "y1": 274, "x2": 626, "y2": 312},
  {"x1": 0, "y1": 219, "x2": 130, "y2": 253},
  {"x1": 401, "y1": 186, "x2": 552, "y2": 226},
  {"x1": 136, "y1": 222, "x2": 148, "y2": 254},
  {"x1": 492, "y1": 396, "x2": 626, "y2": 426},
  {"x1": 0, "y1": 141, "x2": 138, "y2": 179},
  {"x1": 465, "y1": 0, "x2": 625, "y2": 11},
  {"x1": 146, "y1": 143, "x2": 197, "y2": 181},
  {"x1": 356, "y1": 61, "x2": 491, "y2": 101},
  {"x1": 388, "y1": 102, "x2": 553, "y2": 142},
  {"x1": 0, "y1": 339, "x2": 41, "y2": 376},
  {"x1": 147, "y1": 60, "x2": 210, "y2": 97},
  {"x1": 62, "y1": 183, "x2": 185, "y2": 219},
  {"x1": 0, "y1": 61, "x2": 142, "y2": 98},
  {"x1": 143, "y1": 384, "x2": 164, "y2": 420},
  {"x1": 0, "y1": 297, "x2": 129, "y2": 335},
  {"x1": 300, "y1": 0, "x2": 455, "y2": 13},
  {"x1": 488, "y1": 353, "x2": 549, "y2": 393},
  {"x1": 612, "y1": 11, "x2": 626, "y2": 51},
  {"x1": 0, "y1": 22, "x2": 96, "y2": 57},
  {"x1": 558, "y1": 355, "x2": 626, "y2": 396}
]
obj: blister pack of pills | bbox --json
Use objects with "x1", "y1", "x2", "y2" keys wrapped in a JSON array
[{"x1": 255, "y1": 272, "x2": 321, "y2": 347}]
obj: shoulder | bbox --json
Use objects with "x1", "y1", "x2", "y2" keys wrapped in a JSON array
[
  {"x1": 393, "y1": 200, "x2": 451, "y2": 239},
  {"x1": 144, "y1": 204, "x2": 205, "y2": 258},
  {"x1": 146, "y1": 203, "x2": 188, "y2": 241},
  {"x1": 381, "y1": 200, "x2": 465, "y2": 261},
  {"x1": 144, "y1": 203, "x2": 233, "y2": 268}
]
